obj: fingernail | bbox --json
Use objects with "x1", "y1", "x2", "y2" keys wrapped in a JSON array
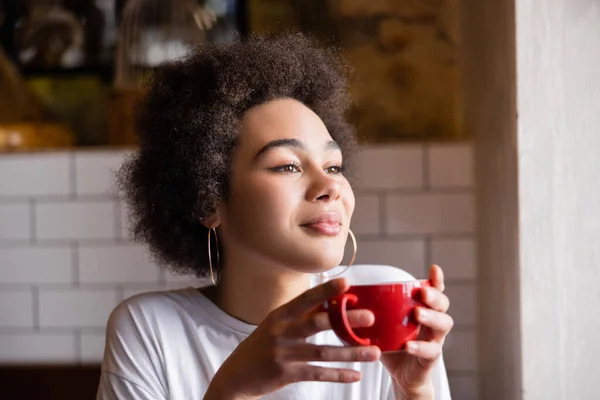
[
  {"x1": 406, "y1": 342, "x2": 418, "y2": 353},
  {"x1": 418, "y1": 308, "x2": 429, "y2": 322},
  {"x1": 422, "y1": 287, "x2": 432, "y2": 301},
  {"x1": 363, "y1": 311, "x2": 375, "y2": 325},
  {"x1": 361, "y1": 347, "x2": 380, "y2": 360}
]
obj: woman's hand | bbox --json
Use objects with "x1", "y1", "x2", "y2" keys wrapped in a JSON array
[
  {"x1": 381, "y1": 265, "x2": 454, "y2": 399},
  {"x1": 204, "y1": 278, "x2": 381, "y2": 400}
]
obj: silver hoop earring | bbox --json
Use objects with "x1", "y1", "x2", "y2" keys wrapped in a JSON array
[
  {"x1": 326, "y1": 228, "x2": 357, "y2": 278},
  {"x1": 208, "y1": 227, "x2": 220, "y2": 286}
]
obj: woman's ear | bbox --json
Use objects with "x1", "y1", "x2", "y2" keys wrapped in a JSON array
[{"x1": 200, "y1": 209, "x2": 222, "y2": 229}]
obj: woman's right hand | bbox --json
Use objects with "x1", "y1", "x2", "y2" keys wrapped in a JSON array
[{"x1": 204, "y1": 278, "x2": 381, "y2": 400}]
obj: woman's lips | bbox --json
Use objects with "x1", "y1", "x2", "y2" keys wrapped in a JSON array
[
  {"x1": 301, "y1": 222, "x2": 342, "y2": 236},
  {"x1": 301, "y1": 211, "x2": 343, "y2": 236}
]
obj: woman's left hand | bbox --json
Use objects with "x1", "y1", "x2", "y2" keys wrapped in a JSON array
[{"x1": 381, "y1": 265, "x2": 454, "y2": 399}]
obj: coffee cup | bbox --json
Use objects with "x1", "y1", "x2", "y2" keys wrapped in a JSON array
[{"x1": 326, "y1": 279, "x2": 430, "y2": 352}]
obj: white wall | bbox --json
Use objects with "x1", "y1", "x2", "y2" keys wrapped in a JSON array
[
  {"x1": 517, "y1": 1, "x2": 600, "y2": 398},
  {"x1": 0, "y1": 145, "x2": 477, "y2": 398}
]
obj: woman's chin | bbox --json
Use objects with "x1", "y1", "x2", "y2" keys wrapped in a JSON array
[{"x1": 298, "y1": 252, "x2": 344, "y2": 274}]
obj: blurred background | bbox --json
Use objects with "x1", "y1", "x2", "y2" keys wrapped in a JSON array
[{"x1": 0, "y1": 0, "x2": 475, "y2": 398}]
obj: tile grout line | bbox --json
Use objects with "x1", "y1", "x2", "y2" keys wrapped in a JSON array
[
  {"x1": 116, "y1": 286, "x2": 125, "y2": 304},
  {"x1": 70, "y1": 153, "x2": 77, "y2": 198},
  {"x1": 74, "y1": 329, "x2": 82, "y2": 364},
  {"x1": 32, "y1": 286, "x2": 40, "y2": 331},
  {"x1": 72, "y1": 242, "x2": 80, "y2": 288},
  {"x1": 114, "y1": 201, "x2": 123, "y2": 240},
  {"x1": 0, "y1": 326, "x2": 107, "y2": 334},
  {"x1": 158, "y1": 267, "x2": 167, "y2": 286},
  {"x1": 422, "y1": 144, "x2": 431, "y2": 191},
  {"x1": 30, "y1": 198, "x2": 36, "y2": 244},
  {"x1": 424, "y1": 236, "x2": 432, "y2": 276},
  {"x1": 379, "y1": 192, "x2": 387, "y2": 236}
]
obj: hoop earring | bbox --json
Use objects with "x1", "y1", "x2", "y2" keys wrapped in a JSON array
[
  {"x1": 326, "y1": 228, "x2": 357, "y2": 278},
  {"x1": 208, "y1": 227, "x2": 220, "y2": 286}
]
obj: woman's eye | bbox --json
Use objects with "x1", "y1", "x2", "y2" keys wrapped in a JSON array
[
  {"x1": 272, "y1": 164, "x2": 301, "y2": 174},
  {"x1": 325, "y1": 165, "x2": 345, "y2": 174}
]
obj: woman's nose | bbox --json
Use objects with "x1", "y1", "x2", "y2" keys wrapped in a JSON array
[{"x1": 306, "y1": 172, "x2": 341, "y2": 203}]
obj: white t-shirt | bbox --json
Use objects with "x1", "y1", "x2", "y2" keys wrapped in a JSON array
[{"x1": 97, "y1": 265, "x2": 452, "y2": 400}]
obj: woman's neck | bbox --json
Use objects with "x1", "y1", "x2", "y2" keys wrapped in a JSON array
[{"x1": 207, "y1": 258, "x2": 312, "y2": 326}]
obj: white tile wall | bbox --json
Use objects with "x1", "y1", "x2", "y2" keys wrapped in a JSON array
[
  {"x1": 444, "y1": 330, "x2": 478, "y2": 371},
  {"x1": 428, "y1": 144, "x2": 474, "y2": 188},
  {"x1": 35, "y1": 200, "x2": 116, "y2": 240},
  {"x1": 0, "y1": 333, "x2": 77, "y2": 363},
  {"x1": 75, "y1": 151, "x2": 129, "y2": 196},
  {"x1": 445, "y1": 283, "x2": 477, "y2": 326},
  {"x1": 79, "y1": 244, "x2": 161, "y2": 284},
  {"x1": 0, "y1": 144, "x2": 477, "y2": 398},
  {"x1": 0, "y1": 246, "x2": 73, "y2": 284},
  {"x1": 0, "y1": 203, "x2": 31, "y2": 240},
  {"x1": 354, "y1": 145, "x2": 424, "y2": 189},
  {"x1": 0, "y1": 290, "x2": 34, "y2": 327},
  {"x1": 351, "y1": 194, "x2": 381, "y2": 235},
  {"x1": 386, "y1": 193, "x2": 475, "y2": 235},
  {"x1": 38, "y1": 289, "x2": 119, "y2": 328},
  {"x1": 81, "y1": 333, "x2": 108, "y2": 363},
  {"x1": 431, "y1": 239, "x2": 477, "y2": 279},
  {"x1": 0, "y1": 153, "x2": 71, "y2": 197},
  {"x1": 448, "y1": 375, "x2": 478, "y2": 400}
]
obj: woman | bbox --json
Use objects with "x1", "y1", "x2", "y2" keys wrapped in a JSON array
[{"x1": 98, "y1": 33, "x2": 454, "y2": 400}]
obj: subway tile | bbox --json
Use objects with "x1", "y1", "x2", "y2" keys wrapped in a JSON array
[
  {"x1": 431, "y1": 239, "x2": 476, "y2": 280},
  {"x1": 448, "y1": 375, "x2": 478, "y2": 400},
  {"x1": 386, "y1": 193, "x2": 475, "y2": 234},
  {"x1": 351, "y1": 239, "x2": 426, "y2": 278},
  {"x1": 35, "y1": 200, "x2": 116, "y2": 240},
  {"x1": 351, "y1": 194, "x2": 380, "y2": 235},
  {"x1": 445, "y1": 283, "x2": 477, "y2": 326},
  {"x1": 444, "y1": 330, "x2": 478, "y2": 371},
  {"x1": 353, "y1": 145, "x2": 423, "y2": 189},
  {"x1": 0, "y1": 246, "x2": 72, "y2": 284},
  {"x1": 79, "y1": 244, "x2": 161, "y2": 284},
  {"x1": 0, "y1": 333, "x2": 76, "y2": 363},
  {"x1": 428, "y1": 144, "x2": 473, "y2": 188},
  {"x1": 119, "y1": 200, "x2": 133, "y2": 240},
  {"x1": 39, "y1": 289, "x2": 118, "y2": 328},
  {"x1": 81, "y1": 333, "x2": 106, "y2": 363},
  {"x1": 0, "y1": 203, "x2": 30, "y2": 240},
  {"x1": 123, "y1": 285, "x2": 168, "y2": 300},
  {"x1": 0, "y1": 290, "x2": 34, "y2": 327},
  {"x1": 75, "y1": 151, "x2": 130, "y2": 196},
  {"x1": 164, "y1": 271, "x2": 209, "y2": 289},
  {"x1": 0, "y1": 153, "x2": 71, "y2": 197}
]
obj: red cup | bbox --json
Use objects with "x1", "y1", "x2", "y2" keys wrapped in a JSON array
[{"x1": 327, "y1": 279, "x2": 430, "y2": 352}]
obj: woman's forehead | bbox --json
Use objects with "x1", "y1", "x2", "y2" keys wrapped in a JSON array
[{"x1": 237, "y1": 99, "x2": 334, "y2": 154}]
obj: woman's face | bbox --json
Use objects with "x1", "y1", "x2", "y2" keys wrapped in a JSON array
[{"x1": 217, "y1": 98, "x2": 355, "y2": 273}]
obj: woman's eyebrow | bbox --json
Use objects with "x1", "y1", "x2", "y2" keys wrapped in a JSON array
[
  {"x1": 254, "y1": 139, "x2": 340, "y2": 159},
  {"x1": 254, "y1": 138, "x2": 306, "y2": 159}
]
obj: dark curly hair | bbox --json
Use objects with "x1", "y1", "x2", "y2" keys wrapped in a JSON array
[{"x1": 118, "y1": 32, "x2": 358, "y2": 278}]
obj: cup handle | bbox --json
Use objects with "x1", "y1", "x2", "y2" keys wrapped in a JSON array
[{"x1": 327, "y1": 293, "x2": 371, "y2": 346}]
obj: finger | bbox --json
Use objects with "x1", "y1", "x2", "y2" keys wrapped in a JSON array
[
  {"x1": 281, "y1": 278, "x2": 349, "y2": 318},
  {"x1": 428, "y1": 264, "x2": 445, "y2": 292},
  {"x1": 292, "y1": 365, "x2": 362, "y2": 383},
  {"x1": 285, "y1": 309, "x2": 375, "y2": 338},
  {"x1": 415, "y1": 307, "x2": 454, "y2": 340},
  {"x1": 282, "y1": 343, "x2": 381, "y2": 363},
  {"x1": 405, "y1": 340, "x2": 443, "y2": 362},
  {"x1": 420, "y1": 286, "x2": 450, "y2": 313}
]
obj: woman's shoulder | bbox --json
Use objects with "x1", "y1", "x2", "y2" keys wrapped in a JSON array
[{"x1": 105, "y1": 287, "x2": 204, "y2": 335}]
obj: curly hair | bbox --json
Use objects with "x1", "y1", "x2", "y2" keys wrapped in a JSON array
[{"x1": 117, "y1": 32, "x2": 358, "y2": 277}]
